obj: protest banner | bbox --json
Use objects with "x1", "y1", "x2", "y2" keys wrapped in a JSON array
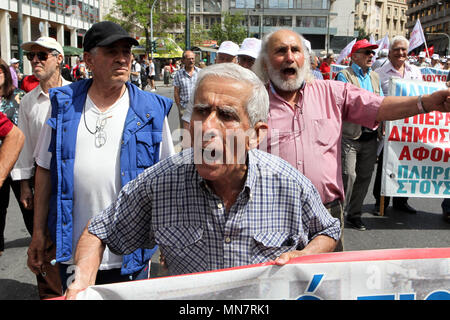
[
  {"x1": 330, "y1": 64, "x2": 347, "y2": 80},
  {"x1": 63, "y1": 248, "x2": 450, "y2": 300},
  {"x1": 420, "y1": 67, "x2": 449, "y2": 83},
  {"x1": 382, "y1": 79, "x2": 449, "y2": 198}
]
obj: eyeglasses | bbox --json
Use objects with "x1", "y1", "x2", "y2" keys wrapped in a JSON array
[
  {"x1": 26, "y1": 51, "x2": 58, "y2": 61},
  {"x1": 358, "y1": 50, "x2": 376, "y2": 56}
]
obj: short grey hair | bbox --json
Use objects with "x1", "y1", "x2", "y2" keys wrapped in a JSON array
[
  {"x1": 192, "y1": 63, "x2": 269, "y2": 126},
  {"x1": 390, "y1": 35, "x2": 409, "y2": 50},
  {"x1": 252, "y1": 28, "x2": 314, "y2": 85}
]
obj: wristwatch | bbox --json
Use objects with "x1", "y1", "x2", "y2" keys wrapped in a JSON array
[{"x1": 417, "y1": 95, "x2": 429, "y2": 114}]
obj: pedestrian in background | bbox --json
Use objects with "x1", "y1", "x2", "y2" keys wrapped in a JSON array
[{"x1": 0, "y1": 58, "x2": 27, "y2": 257}]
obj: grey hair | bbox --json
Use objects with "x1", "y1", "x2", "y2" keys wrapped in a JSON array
[
  {"x1": 192, "y1": 63, "x2": 269, "y2": 126},
  {"x1": 390, "y1": 35, "x2": 409, "y2": 50},
  {"x1": 252, "y1": 28, "x2": 314, "y2": 85}
]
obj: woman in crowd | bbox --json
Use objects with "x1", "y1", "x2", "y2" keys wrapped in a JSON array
[{"x1": 0, "y1": 58, "x2": 31, "y2": 256}]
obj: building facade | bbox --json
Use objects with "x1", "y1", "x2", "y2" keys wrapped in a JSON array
[
  {"x1": 0, "y1": 0, "x2": 100, "y2": 74},
  {"x1": 406, "y1": 0, "x2": 449, "y2": 55},
  {"x1": 354, "y1": 0, "x2": 408, "y2": 40},
  {"x1": 165, "y1": 0, "x2": 356, "y2": 52}
]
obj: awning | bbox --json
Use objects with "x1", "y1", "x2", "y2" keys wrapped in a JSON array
[
  {"x1": 132, "y1": 37, "x2": 183, "y2": 59},
  {"x1": 63, "y1": 46, "x2": 83, "y2": 57}
]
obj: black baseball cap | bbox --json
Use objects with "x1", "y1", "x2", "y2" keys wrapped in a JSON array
[{"x1": 83, "y1": 21, "x2": 139, "y2": 52}]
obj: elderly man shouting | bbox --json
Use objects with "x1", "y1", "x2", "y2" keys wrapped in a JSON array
[
  {"x1": 252, "y1": 29, "x2": 450, "y2": 251},
  {"x1": 65, "y1": 63, "x2": 341, "y2": 299}
]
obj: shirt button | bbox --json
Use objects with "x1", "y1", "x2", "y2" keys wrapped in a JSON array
[
  {"x1": 217, "y1": 203, "x2": 223, "y2": 209},
  {"x1": 225, "y1": 237, "x2": 231, "y2": 244},
  {"x1": 297, "y1": 160, "x2": 303, "y2": 165}
]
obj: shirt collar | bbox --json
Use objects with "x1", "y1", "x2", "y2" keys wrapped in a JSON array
[{"x1": 351, "y1": 63, "x2": 372, "y2": 77}]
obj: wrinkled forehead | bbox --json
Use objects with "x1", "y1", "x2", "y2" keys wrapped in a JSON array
[{"x1": 268, "y1": 30, "x2": 304, "y2": 51}]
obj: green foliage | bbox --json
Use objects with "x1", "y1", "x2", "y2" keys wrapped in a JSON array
[
  {"x1": 209, "y1": 13, "x2": 247, "y2": 45},
  {"x1": 106, "y1": 0, "x2": 184, "y2": 37}
]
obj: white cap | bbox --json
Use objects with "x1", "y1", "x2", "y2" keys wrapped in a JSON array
[
  {"x1": 432, "y1": 53, "x2": 439, "y2": 60},
  {"x1": 21, "y1": 36, "x2": 64, "y2": 58},
  {"x1": 418, "y1": 51, "x2": 426, "y2": 58},
  {"x1": 425, "y1": 58, "x2": 431, "y2": 63},
  {"x1": 237, "y1": 38, "x2": 262, "y2": 59},
  {"x1": 217, "y1": 41, "x2": 239, "y2": 56},
  {"x1": 9, "y1": 58, "x2": 19, "y2": 64}
]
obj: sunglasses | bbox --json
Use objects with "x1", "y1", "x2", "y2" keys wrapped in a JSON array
[
  {"x1": 26, "y1": 51, "x2": 58, "y2": 61},
  {"x1": 358, "y1": 50, "x2": 376, "y2": 56}
]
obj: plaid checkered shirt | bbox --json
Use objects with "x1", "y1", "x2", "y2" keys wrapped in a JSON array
[
  {"x1": 172, "y1": 66, "x2": 200, "y2": 109},
  {"x1": 89, "y1": 148, "x2": 341, "y2": 276}
]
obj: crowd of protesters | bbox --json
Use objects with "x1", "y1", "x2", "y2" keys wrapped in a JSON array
[{"x1": 0, "y1": 22, "x2": 449, "y2": 300}]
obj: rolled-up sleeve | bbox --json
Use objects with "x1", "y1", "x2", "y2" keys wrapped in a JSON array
[
  {"x1": 340, "y1": 82, "x2": 384, "y2": 130},
  {"x1": 88, "y1": 172, "x2": 155, "y2": 255}
]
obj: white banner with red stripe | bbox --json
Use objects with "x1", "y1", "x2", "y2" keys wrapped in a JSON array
[{"x1": 67, "y1": 248, "x2": 450, "y2": 300}]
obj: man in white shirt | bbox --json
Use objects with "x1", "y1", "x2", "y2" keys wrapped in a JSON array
[
  {"x1": 27, "y1": 21, "x2": 174, "y2": 294},
  {"x1": 148, "y1": 57, "x2": 156, "y2": 91},
  {"x1": 374, "y1": 36, "x2": 422, "y2": 215},
  {"x1": 130, "y1": 54, "x2": 141, "y2": 87},
  {"x1": 9, "y1": 36, "x2": 68, "y2": 299}
]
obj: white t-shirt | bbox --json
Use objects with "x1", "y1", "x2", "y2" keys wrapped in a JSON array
[
  {"x1": 130, "y1": 61, "x2": 141, "y2": 84},
  {"x1": 34, "y1": 89, "x2": 174, "y2": 269},
  {"x1": 149, "y1": 62, "x2": 155, "y2": 76}
]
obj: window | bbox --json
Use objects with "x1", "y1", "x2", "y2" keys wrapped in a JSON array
[{"x1": 203, "y1": 0, "x2": 221, "y2": 11}]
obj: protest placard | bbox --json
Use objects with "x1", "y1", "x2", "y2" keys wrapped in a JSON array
[
  {"x1": 68, "y1": 248, "x2": 450, "y2": 300},
  {"x1": 420, "y1": 67, "x2": 449, "y2": 83},
  {"x1": 382, "y1": 79, "x2": 449, "y2": 198}
]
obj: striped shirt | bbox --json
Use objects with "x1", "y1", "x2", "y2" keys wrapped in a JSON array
[
  {"x1": 89, "y1": 148, "x2": 341, "y2": 276},
  {"x1": 172, "y1": 66, "x2": 200, "y2": 109}
]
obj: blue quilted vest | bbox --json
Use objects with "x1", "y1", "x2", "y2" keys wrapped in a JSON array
[{"x1": 47, "y1": 79, "x2": 172, "y2": 275}]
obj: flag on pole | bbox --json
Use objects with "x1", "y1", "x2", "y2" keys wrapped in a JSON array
[
  {"x1": 409, "y1": 19, "x2": 427, "y2": 53},
  {"x1": 336, "y1": 38, "x2": 356, "y2": 64},
  {"x1": 369, "y1": 35, "x2": 376, "y2": 45},
  {"x1": 373, "y1": 34, "x2": 390, "y2": 61}
]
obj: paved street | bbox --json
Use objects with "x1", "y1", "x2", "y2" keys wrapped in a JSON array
[{"x1": 0, "y1": 81, "x2": 448, "y2": 300}]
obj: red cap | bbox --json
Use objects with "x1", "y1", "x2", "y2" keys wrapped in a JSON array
[{"x1": 350, "y1": 39, "x2": 378, "y2": 56}]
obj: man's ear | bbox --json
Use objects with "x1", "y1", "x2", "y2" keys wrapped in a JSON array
[{"x1": 248, "y1": 121, "x2": 268, "y2": 150}]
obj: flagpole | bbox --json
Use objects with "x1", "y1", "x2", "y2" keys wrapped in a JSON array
[{"x1": 419, "y1": 19, "x2": 430, "y2": 59}]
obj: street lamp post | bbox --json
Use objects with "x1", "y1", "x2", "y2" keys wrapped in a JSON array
[
  {"x1": 185, "y1": 0, "x2": 190, "y2": 50},
  {"x1": 150, "y1": 0, "x2": 159, "y2": 58}
]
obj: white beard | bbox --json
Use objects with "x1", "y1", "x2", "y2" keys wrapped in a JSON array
[{"x1": 267, "y1": 62, "x2": 308, "y2": 91}]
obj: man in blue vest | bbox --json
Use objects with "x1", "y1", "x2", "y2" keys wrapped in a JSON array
[
  {"x1": 336, "y1": 39, "x2": 383, "y2": 231},
  {"x1": 27, "y1": 21, "x2": 174, "y2": 293}
]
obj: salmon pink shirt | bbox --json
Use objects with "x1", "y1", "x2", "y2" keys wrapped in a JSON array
[{"x1": 263, "y1": 80, "x2": 384, "y2": 205}]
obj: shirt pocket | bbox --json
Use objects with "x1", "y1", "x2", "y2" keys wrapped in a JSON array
[
  {"x1": 135, "y1": 130, "x2": 162, "y2": 167},
  {"x1": 155, "y1": 225, "x2": 207, "y2": 274},
  {"x1": 251, "y1": 232, "x2": 300, "y2": 264}
]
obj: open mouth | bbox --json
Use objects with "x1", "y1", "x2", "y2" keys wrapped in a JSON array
[{"x1": 282, "y1": 67, "x2": 297, "y2": 76}]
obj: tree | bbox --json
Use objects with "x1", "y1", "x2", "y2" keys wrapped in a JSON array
[
  {"x1": 104, "y1": 0, "x2": 184, "y2": 56},
  {"x1": 209, "y1": 12, "x2": 247, "y2": 45},
  {"x1": 355, "y1": 27, "x2": 370, "y2": 41}
]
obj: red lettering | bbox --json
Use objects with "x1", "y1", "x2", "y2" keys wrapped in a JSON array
[
  {"x1": 388, "y1": 126, "x2": 400, "y2": 141},
  {"x1": 399, "y1": 146, "x2": 411, "y2": 160},
  {"x1": 430, "y1": 148, "x2": 443, "y2": 162},
  {"x1": 445, "y1": 148, "x2": 450, "y2": 162},
  {"x1": 401, "y1": 126, "x2": 413, "y2": 142},
  {"x1": 413, "y1": 147, "x2": 430, "y2": 161},
  {"x1": 428, "y1": 128, "x2": 439, "y2": 143},
  {"x1": 413, "y1": 127, "x2": 428, "y2": 143}
]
